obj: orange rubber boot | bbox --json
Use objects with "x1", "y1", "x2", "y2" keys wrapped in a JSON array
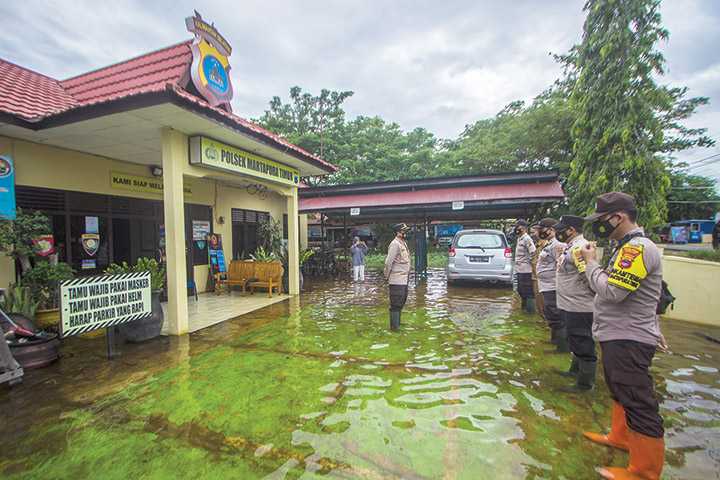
[
  {"x1": 597, "y1": 430, "x2": 664, "y2": 480},
  {"x1": 584, "y1": 401, "x2": 629, "y2": 451}
]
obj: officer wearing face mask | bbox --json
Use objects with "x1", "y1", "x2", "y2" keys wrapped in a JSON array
[
  {"x1": 579, "y1": 192, "x2": 666, "y2": 479},
  {"x1": 535, "y1": 218, "x2": 567, "y2": 351},
  {"x1": 513, "y1": 220, "x2": 536, "y2": 313},
  {"x1": 554, "y1": 215, "x2": 597, "y2": 391},
  {"x1": 530, "y1": 223, "x2": 546, "y2": 321}
]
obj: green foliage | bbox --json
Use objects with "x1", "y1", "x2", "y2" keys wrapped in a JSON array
[
  {"x1": 20, "y1": 260, "x2": 74, "y2": 310},
  {"x1": 105, "y1": 257, "x2": 165, "y2": 292},
  {"x1": 0, "y1": 209, "x2": 51, "y2": 259},
  {"x1": 566, "y1": 0, "x2": 713, "y2": 230},
  {"x1": 250, "y1": 246, "x2": 278, "y2": 263},
  {"x1": 666, "y1": 168, "x2": 720, "y2": 222},
  {"x1": 299, "y1": 249, "x2": 314, "y2": 266},
  {"x1": 258, "y1": 218, "x2": 283, "y2": 256},
  {"x1": 255, "y1": 88, "x2": 449, "y2": 185},
  {"x1": 685, "y1": 249, "x2": 720, "y2": 263},
  {"x1": 0, "y1": 284, "x2": 40, "y2": 319}
]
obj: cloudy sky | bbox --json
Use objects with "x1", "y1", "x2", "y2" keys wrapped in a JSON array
[{"x1": 1, "y1": 0, "x2": 719, "y2": 182}]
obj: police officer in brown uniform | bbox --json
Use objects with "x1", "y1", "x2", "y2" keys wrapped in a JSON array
[
  {"x1": 513, "y1": 220, "x2": 537, "y2": 313},
  {"x1": 536, "y1": 219, "x2": 567, "y2": 350},
  {"x1": 580, "y1": 192, "x2": 665, "y2": 480},
  {"x1": 530, "y1": 223, "x2": 547, "y2": 321},
  {"x1": 384, "y1": 223, "x2": 411, "y2": 331},
  {"x1": 555, "y1": 215, "x2": 597, "y2": 390}
]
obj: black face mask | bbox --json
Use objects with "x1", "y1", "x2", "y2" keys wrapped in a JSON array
[
  {"x1": 556, "y1": 230, "x2": 569, "y2": 243},
  {"x1": 514, "y1": 227, "x2": 524, "y2": 236},
  {"x1": 592, "y1": 216, "x2": 619, "y2": 239},
  {"x1": 538, "y1": 229, "x2": 551, "y2": 240}
]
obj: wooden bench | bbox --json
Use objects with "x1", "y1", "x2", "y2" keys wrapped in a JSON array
[
  {"x1": 248, "y1": 261, "x2": 284, "y2": 298},
  {"x1": 225, "y1": 260, "x2": 256, "y2": 293}
]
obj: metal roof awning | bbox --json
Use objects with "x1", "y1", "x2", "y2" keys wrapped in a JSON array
[{"x1": 299, "y1": 171, "x2": 565, "y2": 223}]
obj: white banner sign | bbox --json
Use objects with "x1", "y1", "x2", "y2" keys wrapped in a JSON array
[
  {"x1": 60, "y1": 272, "x2": 152, "y2": 338},
  {"x1": 452, "y1": 201, "x2": 465, "y2": 211},
  {"x1": 350, "y1": 207, "x2": 360, "y2": 216}
]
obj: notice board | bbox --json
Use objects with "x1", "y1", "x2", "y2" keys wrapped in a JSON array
[{"x1": 60, "y1": 272, "x2": 152, "y2": 337}]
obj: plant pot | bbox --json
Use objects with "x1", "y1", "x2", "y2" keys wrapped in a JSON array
[
  {"x1": 9, "y1": 335, "x2": 60, "y2": 369},
  {"x1": 35, "y1": 308, "x2": 60, "y2": 330},
  {"x1": 282, "y1": 271, "x2": 304, "y2": 293},
  {"x1": 119, "y1": 291, "x2": 164, "y2": 343}
]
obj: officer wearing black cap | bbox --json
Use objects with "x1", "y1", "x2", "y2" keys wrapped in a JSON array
[
  {"x1": 555, "y1": 215, "x2": 597, "y2": 390},
  {"x1": 513, "y1": 219, "x2": 536, "y2": 313},
  {"x1": 384, "y1": 223, "x2": 411, "y2": 330},
  {"x1": 579, "y1": 192, "x2": 666, "y2": 479},
  {"x1": 535, "y1": 218, "x2": 567, "y2": 351}
]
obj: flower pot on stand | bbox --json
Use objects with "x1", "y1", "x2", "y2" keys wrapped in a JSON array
[
  {"x1": 119, "y1": 291, "x2": 164, "y2": 343},
  {"x1": 34, "y1": 308, "x2": 60, "y2": 331}
]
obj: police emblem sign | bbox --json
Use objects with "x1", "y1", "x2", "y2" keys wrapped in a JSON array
[{"x1": 186, "y1": 11, "x2": 234, "y2": 107}]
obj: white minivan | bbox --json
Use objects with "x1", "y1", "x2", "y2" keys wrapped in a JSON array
[{"x1": 446, "y1": 229, "x2": 513, "y2": 286}]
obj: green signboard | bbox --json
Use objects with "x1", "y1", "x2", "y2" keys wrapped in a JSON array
[{"x1": 189, "y1": 136, "x2": 300, "y2": 187}]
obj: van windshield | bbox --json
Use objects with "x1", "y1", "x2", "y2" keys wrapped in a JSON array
[{"x1": 455, "y1": 233, "x2": 505, "y2": 249}]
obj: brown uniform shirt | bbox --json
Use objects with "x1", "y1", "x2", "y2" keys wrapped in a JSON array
[{"x1": 384, "y1": 237, "x2": 411, "y2": 285}]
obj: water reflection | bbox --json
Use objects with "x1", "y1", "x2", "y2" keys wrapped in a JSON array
[{"x1": 1, "y1": 268, "x2": 718, "y2": 479}]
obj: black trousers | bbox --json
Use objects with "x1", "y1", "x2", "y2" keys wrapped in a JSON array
[
  {"x1": 389, "y1": 285, "x2": 408, "y2": 312},
  {"x1": 517, "y1": 273, "x2": 534, "y2": 299},
  {"x1": 564, "y1": 311, "x2": 597, "y2": 362},
  {"x1": 601, "y1": 340, "x2": 664, "y2": 438},
  {"x1": 541, "y1": 290, "x2": 563, "y2": 330}
]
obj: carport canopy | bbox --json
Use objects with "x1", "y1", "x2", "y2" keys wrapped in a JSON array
[{"x1": 299, "y1": 170, "x2": 565, "y2": 223}]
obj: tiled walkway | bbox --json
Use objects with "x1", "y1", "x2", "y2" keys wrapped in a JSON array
[{"x1": 161, "y1": 292, "x2": 290, "y2": 334}]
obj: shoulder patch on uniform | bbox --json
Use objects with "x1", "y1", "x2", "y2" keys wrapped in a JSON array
[
  {"x1": 608, "y1": 243, "x2": 647, "y2": 291},
  {"x1": 570, "y1": 246, "x2": 587, "y2": 273}
]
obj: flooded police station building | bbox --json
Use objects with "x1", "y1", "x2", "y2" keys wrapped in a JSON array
[{"x1": 0, "y1": 13, "x2": 336, "y2": 335}]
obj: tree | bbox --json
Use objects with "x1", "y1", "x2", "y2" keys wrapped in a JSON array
[
  {"x1": 449, "y1": 86, "x2": 575, "y2": 178},
  {"x1": 666, "y1": 168, "x2": 720, "y2": 222},
  {"x1": 255, "y1": 86, "x2": 354, "y2": 183},
  {"x1": 567, "y1": 0, "x2": 712, "y2": 230}
]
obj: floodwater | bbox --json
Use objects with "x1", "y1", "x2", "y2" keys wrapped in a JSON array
[{"x1": 1, "y1": 269, "x2": 719, "y2": 479}]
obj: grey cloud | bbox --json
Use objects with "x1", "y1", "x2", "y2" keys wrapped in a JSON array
[{"x1": 0, "y1": 0, "x2": 718, "y2": 179}]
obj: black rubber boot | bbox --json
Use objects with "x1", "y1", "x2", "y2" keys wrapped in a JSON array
[
  {"x1": 520, "y1": 297, "x2": 527, "y2": 311},
  {"x1": 576, "y1": 360, "x2": 596, "y2": 390},
  {"x1": 562, "y1": 359, "x2": 596, "y2": 392},
  {"x1": 550, "y1": 327, "x2": 559, "y2": 345},
  {"x1": 390, "y1": 311, "x2": 401, "y2": 331},
  {"x1": 558, "y1": 355, "x2": 579, "y2": 377},
  {"x1": 554, "y1": 327, "x2": 570, "y2": 353},
  {"x1": 524, "y1": 298, "x2": 536, "y2": 314}
]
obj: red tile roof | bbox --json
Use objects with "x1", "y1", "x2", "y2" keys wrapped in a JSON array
[
  {"x1": 60, "y1": 41, "x2": 192, "y2": 106},
  {"x1": 0, "y1": 41, "x2": 336, "y2": 172},
  {"x1": 0, "y1": 59, "x2": 77, "y2": 120}
]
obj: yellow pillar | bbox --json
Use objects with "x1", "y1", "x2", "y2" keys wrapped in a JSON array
[
  {"x1": 286, "y1": 189, "x2": 300, "y2": 295},
  {"x1": 161, "y1": 128, "x2": 189, "y2": 335}
]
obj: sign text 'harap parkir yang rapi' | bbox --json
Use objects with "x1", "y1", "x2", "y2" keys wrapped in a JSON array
[{"x1": 189, "y1": 136, "x2": 300, "y2": 187}]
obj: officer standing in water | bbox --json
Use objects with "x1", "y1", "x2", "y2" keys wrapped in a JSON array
[
  {"x1": 384, "y1": 223, "x2": 411, "y2": 331},
  {"x1": 554, "y1": 215, "x2": 597, "y2": 390},
  {"x1": 530, "y1": 223, "x2": 547, "y2": 321},
  {"x1": 513, "y1": 220, "x2": 536, "y2": 313},
  {"x1": 580, "y1": 192, "x2": 666, "y2": 480},
  {"x1": 535, "y1": 218, "x2": 567, "y2": 351}
]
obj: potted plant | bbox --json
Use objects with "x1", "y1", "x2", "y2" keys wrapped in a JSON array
[
  {"x1": 0, "y1": 209, "x2": 52, "y2": 275},
  {"x1": 20, "y1": 260, "x2": 74, "y2": 330},
  {"x1": 280, "y1": 247, "x2": 314, "y2": 292},
  {"x1": 105, "y1": 257, "x2": 165, "y2": 342}
]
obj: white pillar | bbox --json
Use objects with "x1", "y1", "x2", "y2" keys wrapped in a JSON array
[
  {"x1": 161, "y1": 128, "x2": 189, "y2": 335},
  {"x1": 286, "y1": 189, "x2": 300, "y2": 295}
]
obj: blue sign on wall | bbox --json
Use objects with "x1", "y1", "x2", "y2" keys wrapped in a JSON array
[{"x1": 0, "y1": 155, "x2": 16, "y2": 220}]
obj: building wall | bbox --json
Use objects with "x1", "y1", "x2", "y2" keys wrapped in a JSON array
[
  {"x1": 0, "y1": 135, "x2": 291, "y2": 292},
  {"x1": 662, "y1": 255, "x2": 720, "y2": 327}
]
